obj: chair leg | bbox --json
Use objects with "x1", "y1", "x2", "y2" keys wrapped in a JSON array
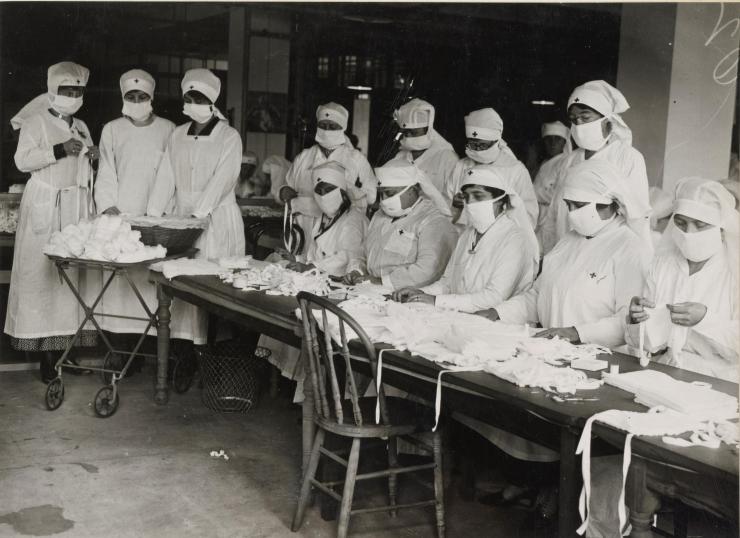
[
  {"x1": 388, "y1": 436, "x2": 398, "y2": 517},
  {"x1": 291, "y1": 428, "x2": 325, "y2": 532},
  {"x1": 337, "y1": 438, "x2": 361, "y2": 538},
  {"x1": 432, "y1": 431, "x2": 446, "y2": 538}
]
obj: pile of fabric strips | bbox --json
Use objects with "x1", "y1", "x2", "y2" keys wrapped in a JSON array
[
  {"x1": 223, "y1": 259, "x2": 333, "y2": 296},
  {"x1": 43, "y1": 215, "x2": 166, "y2": 263}
]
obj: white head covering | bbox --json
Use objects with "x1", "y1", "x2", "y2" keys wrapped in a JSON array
[
  {"x1": 316, "y1": 102, "x2": 349, "y2": 130},
  {"x1": 464, "y1": 108, "x2": 503, "y2": 141},
  {"x1": 649, "y1": 186, "x2": 673, "y2": 225},
  {"x1": 461, "y1": 167, "x2": 540, "y2": 264},
  {"x1": 568, "y1": 80, "x2": 632, "y2": 144},
  {"x1": 312, "y1": 161, "x2": 349, "y2": 190},
  {"x1": 375, "y1": 158, "x2": 449, "y2": 214},
  {"x1": 241, "y1": 151, "x2": 258, "y2": 166},
  {"x1": 10, "y1": 61, "x2": 90, "y2": 130},
  {"x1": 181, "y1": 68, "x2": 226, "y2": 120},
  {"x1": 120, "y1": 69, "x2": 155, "y2": 98},
  {"x1": 541, "y1": 121, "x2": 569, "y2": 140},
  {"x1": 395, "y1": 98, "x2": 434, "y2": 129}
]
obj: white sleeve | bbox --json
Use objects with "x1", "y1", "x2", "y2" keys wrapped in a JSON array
[
  {"x1": 94, "y1": 124, "x2": 118, "y2": 213},
  {"x1": 512, "y1": 163, "x2": 539, "y2": 228},
  {"x1": 14, "y1": 115, "x2": 57, "y2": 173},
  {"x1": 496, "y1": 276, "x2": 541, "y2": 325},
  {"x1": 193, "y1": 130, "x2": 242, "y2": 219}
]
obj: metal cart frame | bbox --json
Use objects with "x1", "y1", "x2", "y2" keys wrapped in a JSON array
[{"x1": 43, "y1": 249, "x2": 195, "y2": 417}]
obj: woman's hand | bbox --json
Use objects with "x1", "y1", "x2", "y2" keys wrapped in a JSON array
[
  {"x1": 286, "y1": 261, "x2": 313, "y2": 273},
  {"x1": 280, "y1": 186, "x2": 298, "y2": 203},
  {"x1": 392, "y1": 288, "x2": 433, "y2": 304},
  {"x1": 63, "y1": 138, "x2": 84, "y2": 156},
  {"x1": 87, "y1": 145, "x2": 100, "y2": 161},
  {"x1": 474, "y1": 308, "x2": 500, "y2": 321},
  {"x1": 103, "y1": 206, "x2": 121, "y2": 216},
  {"x1": 534, "y1": 326, "x2": 581, "y2": 343},
  {"x1": 343, "y1": 270, "x2": 366, "y2": 285},
  {"x1": 667, "y1": 302, "x2": 707, "y2": 327},
  {"x1": 628, "y1": 296, "x2": 655, "y2": 324}
]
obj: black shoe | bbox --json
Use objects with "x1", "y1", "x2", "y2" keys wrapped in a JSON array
[
  {"x1": 40, "y1": 353, "x2": 56, "y2": 384},
  {"x1": 65, "y1": 356, "x2": 93, "y2": 375}
]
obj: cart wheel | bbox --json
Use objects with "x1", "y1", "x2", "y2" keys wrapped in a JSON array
[
  {"x1": 93, "y1": 385, "x2": 119, "y2": 418},
  {"x1": 102, "y1": 353, "x2": 122, "y2": 385},
  {"x1": 45, "y1": 378, "x2": 64, "y2": 411},
  {"x1": 172, "y1": 353, "x2": 197, "y2": 394}
]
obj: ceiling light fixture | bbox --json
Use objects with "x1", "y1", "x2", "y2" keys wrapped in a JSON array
[
  {"x1": 347, "y1": 85, "x2": 373, "y2": 91},
  {"x1": 531, "y1": 100, "x2": 556, "y2": 106}
]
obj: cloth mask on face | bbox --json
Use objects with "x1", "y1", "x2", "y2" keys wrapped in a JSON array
[
  {"x1": 465, "y1": 194, "x2": 505, "y2": 233},
  {"x1": 315, "y1": 128, "x2": 345, "y2": 150},
  {"x1": 380, "y1": 185, "x2": 415, "y2": 218},
  {"x1": 122, "y1": 100, "x2": 153, "y2": 122},
  {"x1": 314, "y1": 188, "x2": 344, "y2": 218},
  {"x1": 400, "y1": 132, "x2": 432, "y2": 151},
  {"x1": 49, "y1": 93, "x2": 83, "y2": 116},
  {"x1": 672, "y1": 225, "x2": 723, "y2": 262},
  {"x1": 571, "y1": 117, "x2": 609, "y2": 151},
  {"x1": 568, "y1": 202, "x2": 615, "y2": 237},
  {"x1": 183, "y1": 103, "x2": 213, "y2": 123},
  {"x1": 465, "y1": 143, "x2": 501, "y2": 164}
]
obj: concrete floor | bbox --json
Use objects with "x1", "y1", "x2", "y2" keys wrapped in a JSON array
[{"x1": 0, "y1": 365, "x2": 538, "y2": 538}]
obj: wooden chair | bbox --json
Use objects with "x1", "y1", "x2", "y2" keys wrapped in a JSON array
[{"x1": 291, "y1": 292, "x2": 445, "y2": 538}]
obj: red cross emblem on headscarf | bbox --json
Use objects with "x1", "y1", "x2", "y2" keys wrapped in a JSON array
[
  {"x1": 134, "y1": 79, "x2": 139, "y2": 83},
  {"x1": 574, "y1": 98, "x2": 580, "y2": 103},
  {"x1": 325, "y1": 113, "x2": 330, "y2": 117},
  {"x1": 472, "y1": 131, "x2": 478, "y2": 137},
  {"x1": 467, "y1": 170, "x2": 474, "y2": 175}
]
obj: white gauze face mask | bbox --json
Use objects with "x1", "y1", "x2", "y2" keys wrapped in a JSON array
[
  {"x1": 568, "y1": 202, "x2": 614, "y2": 237},
  {"x1": 380, "y1": 185, "x2": 415, "y2": 218},
  {"x1": 183, "y1": 103, "x2": 213, "y2": 123},
  {"x1": 122, "y1": 100, "x2": 153, "y2": 122},
  {"x1": 49, "y1": 93, "x2": 83, "y2": 116},
  {"x1": 400, "y1": 130, "x2": 432, "y2": 151},
  {"x1": 571, "y1": 117, "x2": 609, "y2": 151},
  {"x1": 465, "y1": 194, "x2": 505, "y2": 233},
  {"x1": 672, "y1": 225, "x2": 723, "y2": 262},
  {"x1": 315, "y1": 128, "x2": 345, "y2": 150},
  {"x1": 465, "y1": 142, "x2": 501, "y2": 164},
  {"x1": 314, "y1": 187, "x2": 344, "y2": 218}
]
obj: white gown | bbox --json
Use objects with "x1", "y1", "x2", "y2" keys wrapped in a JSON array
[
  {"x1": 421, "y1": 214, "x2": 536, "y2": 312},
  {"x1": 446, "y1": 151, "x2": 539, "y2": 228},
  {"x1": 94, "y1": 115, "x2": 175, "y2": 334},
  {"x1": 625, "y1": 250, "x2": 738, "y2": 381},
  {"x1": 301, "y1": 207, "x2": 368, "y2": 277},
  {"x1": 147, "y1": 118, "x2": 245, "y2": 343},
  {"x1": 395, "y1": 135, "x2": 459, "y2": 201},
  {"x1": 539, "y1": 139, "x2": 651, "y2": 255},
  {"x1": 283, "y1": 141, "x2": 376, "y2": 244},
  {"x1": 5, "y1": 111, "x2": 93, "y2": 345},
  {"x1": 349, "y1": 199, "x2": 458, "y2": 290},
  {"x1": 496, "y1": 217, "x2": 650, "y2": 348},
  {"x1": 533, "y1": 152, "x2": 569, "y2": 248}
]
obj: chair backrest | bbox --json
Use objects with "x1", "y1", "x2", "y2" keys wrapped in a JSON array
[{"x1": 297, "y1": 291, "x2": 390, "y2": 428}]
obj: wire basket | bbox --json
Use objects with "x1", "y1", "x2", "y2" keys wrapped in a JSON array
[
  {"x1": 132, "y1": 226, "x2": 204, "y2": 255},
  {"x1": 194, "y1": 341, "x2": 270, "y2": 413}
]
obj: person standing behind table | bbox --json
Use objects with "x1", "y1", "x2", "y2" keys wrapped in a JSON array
[
  {"x1": 264, "y1": 154, "x2": 292, "y2": 203},
  {"x1": 392, "y1": 167, "x2": 538, "y2": 312},
  {"x1": 533, "y1": 121, "x2": 570, "y2": 246},
  {"x1": 279, "y1": 102, "x2": 376, "y2": 246},
  {"x1": 627, "y1": 177, "x2": 739, "y2": 381},
  {"x1": 393, "y1": 98, "x2": 459, "y2": 203},
  {"x1": 343, "y1": 159, "x2": 457, "y2": 290},
  {"x1": 235, "y1": 151, "x2": 260, "y2": 198},
  {"x1": 94, "y1": 69, "x2": 175, "y2": 346},
  {"x1": 5, "y1": 61, "x2": 99, "y2": 382},
  {"x1": 446, "y1": 108, "x2": 538, "y2": 227},
  {"x1": 147, "y1": 68, "x2": 245, "y2": 344},
  {"x1": 539, "y1": 80, "x2": 651, "y2": 255}
]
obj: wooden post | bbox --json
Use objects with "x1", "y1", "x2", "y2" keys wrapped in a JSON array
[
  {"x1": 558, "y1": 427, "x2": 581, "y2": 537},
  {"x1": 626, "y1": 458, "x2": 662, "y2": 538},
  {"x1": 154, "y1": 283, "x2": 172, "y2": 405}
]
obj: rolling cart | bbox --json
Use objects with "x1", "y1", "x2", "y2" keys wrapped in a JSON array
[{"x1": 43, "y1": 249, "x2": 196, "y2": 417}]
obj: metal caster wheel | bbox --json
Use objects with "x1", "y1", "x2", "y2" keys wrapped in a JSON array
[
  {"x1": 172, "y1": 354, "x2": 197, "y2": 394},
  {"x1": 45, "y1": 378, "x2": 64, "y2": 410},
  {"x1": 102, "y1": 353, "x2": 123, "y2": 385},
  {"x1": 93, "y1": 385, "x2": 119, "y2": 418}
]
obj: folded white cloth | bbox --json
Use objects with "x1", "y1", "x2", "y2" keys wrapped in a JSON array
[{"x1": 154, "y1": 258, "x2": 223, "y2": 280}]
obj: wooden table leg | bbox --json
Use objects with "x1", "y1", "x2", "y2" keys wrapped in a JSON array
[
  {"x1": 559, "y1": 427, "x2": 581, "y2": 538},
  {"x1": 154, "y1": 283, "x2": 172, "y2": 405},
  {"x1": 626, "y1": 458, "x2": 661, "y2": 538}
]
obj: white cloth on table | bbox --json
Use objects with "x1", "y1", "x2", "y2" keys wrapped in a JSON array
[
  {"x1": 496, "y1": 217, "x2": 650, "y2": 348},
  {"x1": 301, "y1": 207, "x2": 368, "y2": 278},
  {"x1": 153, "y1": 258, "x2": 223, "y2": 280},
  {"x1": 421, "y1": 214, "x2": 536, "y2": 312},
  {"x1": 350, "y1": 198, "x2": 457, "y2": 290}
]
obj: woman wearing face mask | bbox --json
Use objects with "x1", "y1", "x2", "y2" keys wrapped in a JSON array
[
  {"x1": 6, "y1": 61, "x2": 99, "y2": 382},
  {"x1": 279, "y1": 103, "x2": 375, "y2": 249},
  {"x1": 392, "y1": 167, "x2": 538, "y2": 311},
  {"x1": 539, "y1": 80, "x2": 651, "y2": 256},
  {"x1": 282, "y1": 162, "x2": 368, "y2": 277},
  {"x1": 626, "y1": 177, "x2": 738, "y2": 381},
  {"x1": 343, "y1": 159, "x2": 457, "y2": 289},
  {"x1": 393, "y1": 98, "x2": 459, "y2": 201},
  {"x1": 91, "y1": 70, "x2": 175, "y2": 345},
  {"x1": 446, "y1": 108, "x2": 539, "y2": 227},
  {"x1": 147, "y1": 68, "x2": 244, "y2": 344}
]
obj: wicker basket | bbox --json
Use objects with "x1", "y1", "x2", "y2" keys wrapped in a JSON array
[
  {"x1": 195, "y1": 341, "x2": 270, "y2": 413},
  {"x1": 131, "y1": 226, "x2": 204, "y2": 255}
]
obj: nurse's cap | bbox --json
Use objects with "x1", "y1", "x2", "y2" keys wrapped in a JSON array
[
  {"x1": 562, "y1": 160, "x2": 622, "y2": 205},
  {"x1": 241, "y1": 151, "x2": 258, "y2": 166},
  {"x1": 311, "y1": 161, "x2": 347, "y2": 190},
  {"x1": 181, "y1": 68, "x2": 221, "y2": 103},
  {"x1": 316, "y1": 102, "x2": 349, "y2": 130},
  {"x1": 541, "y1": 121, "x2": 569, "y2": 140},
  {"x1": 394, "y1": 98, "x2": 434, "y2": 129},
  {"x1": 464, "y1": 108, "x2": 503, "y2": 141},
  {"x1": 673, "y1": 177, "x2": 736, "y2": 228},
  {"x1": 461, "y1": 167, "x2": 509, "y2": 192},
  {"x1": 375, "y1": 158, "x2": 422, "y2": 188},
  {"x1": 567, "y1": 80, "x2": 629, "y2": 116},
  {"x1": 47, "y1": 61, "x2": 90, "y2": 95},
  {"x1": 120, "y1": 69, "x2": 155, "y2": 98}
]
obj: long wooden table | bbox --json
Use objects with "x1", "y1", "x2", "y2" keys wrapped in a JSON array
[{"x1": 149, "y1": 272, "x2": 738, "y2": 537}]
